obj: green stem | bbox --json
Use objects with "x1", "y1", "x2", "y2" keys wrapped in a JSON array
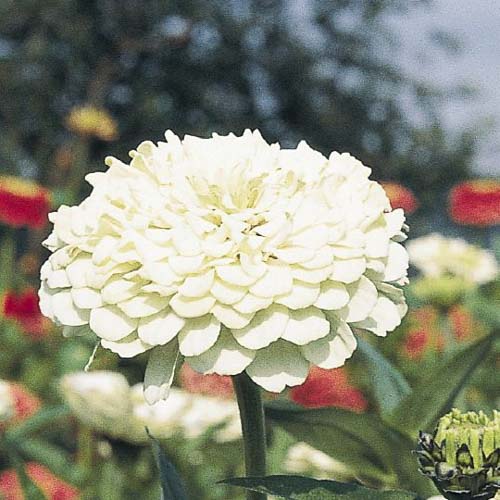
[
  {"x1": 232, "y1": 372, "x2": 267, "y2": 500},
  {"x1": 0, "y1": 227, "x2": 16, "y2": 293}
]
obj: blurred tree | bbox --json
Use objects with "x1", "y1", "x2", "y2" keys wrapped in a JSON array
[{"x1": 0, "y1": 0, "x2": 478, "y2": 211}]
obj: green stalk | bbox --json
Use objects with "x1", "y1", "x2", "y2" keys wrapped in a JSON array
[
  {"x1": 0, "y1": 227, "x2": 16, "y2": 292},
  {"x1": 232, "y1": 372, "x2": 267, "y2": 500}
]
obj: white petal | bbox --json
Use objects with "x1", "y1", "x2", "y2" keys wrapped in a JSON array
[
  {"x1": 281, "y1": 307, "x2": 330, "y2": 345},
  {"x1": 66, "y1": 257, "x2": 93, "y2": 288},
  {"x1": 52, "y1": 290, "x2": 90, "y2": 326},
  {"x1": 178, "y1": 270, "x2": 215, "y2": 298},
  {"x1": 341, "y1": 276, "x2": 378, "y2": 322},
  {"x1": 211, "y1": 304, "x2": 254, "y2": 329},
  {"x1": 301, "y1": 318, "x2": 356, "y2": 369},
  {"x1": 383, "y1": 242, "x2": 409, "y2": 282},
  {"x1": 291, "y1": 266, "x2": 332, "y2": 284},
  {"x1": 71, "y1": 287, "x2": 103, "y2": 309},
  {"x1": 171, "y1": 227, "x2": 201, "y2": 256},
  {"x1": 232, "y1": 304, "x2": 288, "y2": 350},
  {"x1": 314, "y1": 281, "x2": 349, "y2": 310},
  {"x1": 289, "y1": 225, "x2": 329, "y2": 249},
  {"x1": 178, "y1": 316, "x2": 221, "y2": 356},
  {"x1": 144, "y1": 340, "x2": 180, "y2": 404},
  {"x1": 101, "y1": 335, "x2": 151, "y2": 358},
  {"x1": 186, "y1": 328, "x2": 255, "y2": 375},
  {"x1": 330, "y1": 258, "x2": 366, "y2": 284},
  {"x1": 250, "y1": 262, "x2": 293, "y2": 298},
  {"x1": 138, "y1": 308, "x2": 185, "y2": 345},
  {"x1": 233, "y1": 294, "x2": 273, "y2": 314},
  {"x1": 300, "y1": 248, "x2": 334, "y2": 269},
  {"x1": 47, "y1": 269, "x2": 70, "y2": 289},
  {"x1": 38, "y1": 282, "x2": 55, "y2": 320},
  {"x1": 169, "y1": 293, "x2": 216, "y2": 318},
  {"x1": 101, "y1": 277, "x2": 142, "y2": 304},
  {"x1": 273, "y1": 246, "x2": 315, "y2": 264},
  {"x1": 384, "y1": 209, "x2": 405, "y2": 238},
  {"x1": 354, "y1": 296, "x2": 403, "y2": 337},
  {"x1": 90, "y1": 305, "x2": 138, "y2": 341},
  {"x1": 275, "y1": 280, "x2": 320, "y2": 310},
  {"x1": 118, "y1": 293, "x2": 166, "y2": 318},
  {"x1": 246, "y1": 341, "x2": 309, "y2": 392},
  {"x1": 168, "y1": 255, "x2": 205, "y2": 275},
  {"x1": 210, "y1": 279, "x2": 247, "y2": 305},
  {"x1": 216, "y1": 264, "x2": 258, "y2": 286}
]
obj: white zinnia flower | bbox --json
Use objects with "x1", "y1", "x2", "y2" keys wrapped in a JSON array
[
  {"x1": 407, "y1": 233, "x2": 498, "y2": 284},
  {"x1": 40, "y1": 130, "x2": 409, "y2": 400},
  {"x1": 0, "y1": 380, "x2": 15, "y2": 422}
]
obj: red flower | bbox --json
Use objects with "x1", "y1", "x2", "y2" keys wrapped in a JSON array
[
  {"x1": 381, "y1": 182, "x2": 419, "y2": 215},
  {"x1": 448, "y1": 305, "x2": 475, "y2": 341},
  {"x1": 179, "y1": 364, "x2": 234, "y2": 399},
  {"x1": 0, "y1": 463, "x2": 79, "y2": 500},
  {"x1": 403, "y1": 330, "x2": 430, "y2": 360},
  {"x1": 0, "y1": 176, "x2": 51, "y2": 229},
  {"x1": 290, "y1": 367, "x2": 368, "y2": 412},
  {"x1": 449, "y1": 179, "x2": 500, "y2": 226},
  {"x1": 8, "y1": 383, "x2": 41, "y2": 423},
  {"x1": 2, "y1": 288, "x2": 50, "y2": 339}
]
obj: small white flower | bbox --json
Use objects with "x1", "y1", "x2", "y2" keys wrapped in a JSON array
[
  {"x1": 408, "y1": 233, "x2": 498, "y2": 284},
  {"x1": 41, "y1": 130, "x2": 409, "y2": 400},
  {"x1": 0, "y1": 380, "x2": 15, "y2": 423}
]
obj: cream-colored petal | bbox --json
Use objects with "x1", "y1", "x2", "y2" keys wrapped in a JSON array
[
  {"x1": 281, "y1": 307, "x2": 330, "y2": 345},
  {"x1": 178, "y1": 316, "x2": 221, "y2": 356},
  {"x1": 178, "y1": 269, "x2": 215, "y2": 298},
  {"x1": 144, "y1": 340, "x2": 180, "y2": 404},
  {"x1": 383, "y1": 242, "x2": 409, "y2": 282},
  {"x1": 275, "y1": 280, "x2": 320, "y2": 310},
  {"x1": 354, "y1": 296, "x2": 403, "y2": 337},
  {"x1": 210, "y1": 279, "x2": 247, "y2": 305},
  {"x1": 90, "y1": 305, "x2": 138, "y2": 341},
  {"x1": 215, "y1": 264, "x2": 258, "y2": 286},
  {"x1": 273, "y1": 246, "x2": 315, "y2": 264},
  {"x1": 246, "y1": 341, "x2": 309, "y2": 392},
  {"x1": 291, "y1": 266, "x2": 332, "y2": 284},
  {"x1": 233, "y1": 293, "x2": 273, "y2": 314},
  {"x1": 314, "y1": 281, "x2": 349, "y2": 310},
  {"x1": 211, "y1": 303, "x2": 254, "y2": 329},
  {"x1": 101, "y1": 335, "x2": 151, "y2": 358},
  {"x1": 330, "y1": 257, "x2": 366, "y2": 284},
  {"x1": 117, "y1": 293, "x2": 166, "y2": 318},
  {"x1": 38, "y1": 282, "x2": 55, "y2": 320},
  {"x1": 169, "y1": 293, "x2": 216, "y2": 318},
  {"x1": 47, "y1": 269, "x2": 71, "y2": 289},
  {"x1": 250, "y1": 262, "x2": 293, "y2": 298},
  {"x1": 186, "y1": 328, "x2": 255, "y2": 375},
  {"x1": 232, "y1": 304, "x2": 288, "y2": 350},
  {"x1": 101, "y1": 277, "x2": 142, "y2": 305},
  {"x1": 301, "y1": 318, "x2": 356, "y2": 369},
  {"x1": 66, "y1": 257, "x2": 93, "y2": 288},
  {"x1": 52, "y1": 290, "x2": 90, "y2": 326},
  {"x1": 71, "y1": 287, "x2": 103, "y2": 309},
  {"x1": 168, "y1": 255, "x2": 205, "y2": 275},
  {"x1": 138, "y1": 308, "x2": 185, "y2": 345},
  {"x1": 342, "y1": 276, "x2": 378, "y2": 322}
]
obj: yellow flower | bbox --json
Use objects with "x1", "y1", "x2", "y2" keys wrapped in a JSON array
[{"x1": 65, "y1": 106, "x2": 118, "y2": 141}]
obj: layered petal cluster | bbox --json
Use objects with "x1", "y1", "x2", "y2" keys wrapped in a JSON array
[
  {"x1": 60, "y1": 371, "x2": 240, "y2": 444},
  {"x1": 40, "y1": 130, "x2": 409, "y2": 398},
  {"x1": 408, "y1": 233, "x2": 498, "y2": 285}
]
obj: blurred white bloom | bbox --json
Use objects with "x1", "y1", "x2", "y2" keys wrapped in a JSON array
[
  {"x1": 60, "y1": 371, "x2": 133, "y2": 437},
  {"x1": 0, "y1": 380, "x2": 14, "y2": 423},
  {"x1": 284, "y1": 442, "x2": 350, "y2": 480},
  {"x1": 408, "y1": 233, "x2": 498, "y2": 284},
  {"x1": 40, "y1": 130, "x2": 409, "y2": 399},
  {"x1": 426, "y1": 497, "x2": 446, "y2": 500},
  {"x1": 60, "y1": 371, "x2": 241, "y2": 444}
]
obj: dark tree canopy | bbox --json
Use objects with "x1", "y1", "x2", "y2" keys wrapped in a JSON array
[{"x1": 0, "y1": 0, "x2": 476, "y2": 209}]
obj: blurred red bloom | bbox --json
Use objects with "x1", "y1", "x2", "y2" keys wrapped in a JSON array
[
  {"x1": 290, "y1": 367, "x2": 368, "y2": 412},
  {"x1": 448, "y1": 305, "x2": 475, "y2": 341},
  {"x1": 8, "y1": 383, "x2": 41, "y2": 423},
  {"x1": 381, "y1": 182, "x2": 419, "y2": 214},
  {"x1": 0, "y1": 463, "x2": 79, "y2": 500},
  {"x1": 2, "y1": 288, "x2": 50, "y2": 339},
  {"x1": 403, "y1": 330, "x2": 430, "y2": 360},
  {"x1": 449, "y1": 179, "x2": 500, "y2": 226},
  {"x1": 0, "y1": 176, "x2": 51, "y2": 229},
  {"x1": 179, "y1": 364, "x2": 234, "y2": 399}
]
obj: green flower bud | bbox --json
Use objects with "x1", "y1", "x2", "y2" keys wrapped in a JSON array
[{"x1": 416, "y1": 408, "x2": 500, "y2": 500}]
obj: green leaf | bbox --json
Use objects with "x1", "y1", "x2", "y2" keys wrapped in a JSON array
[
  {"x1": 265, "y1": 401, "x2": 393, "y2": 481},
  {"x1": 10, "y1": 454, "x2": 47, "y2": 500},
  {"x1": 150, "y1": 433, "x2": 188, "y2": 500},
  {"x1": 357, "y1": 337, "x2": 411, "y2": 416},
  {"x1": 388, "y1": 330, "x2": 498, "y2": 435},
  {"x1": 5, "y1": 405, "x2": 71, "y2": 440},
  {"x1": 221, "y1": 475, "x2": 420, "y2": 499}
]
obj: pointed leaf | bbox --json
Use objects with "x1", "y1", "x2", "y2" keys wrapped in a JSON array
[
  {"x1": 149, "y1": 434, "x2": 188, "y2": 500},
  {"x1": 5, "y1": 406, "x2": 71, "y2": 440},
  {"x1": 221, "y1": 475, "x2": 420, "y2": 499},
  {"x1": 388, "y1": 331, "x2": 497, "y2": 435},
  {"x1": 357, "y1": 336, "x2": 411, "y2": 417},
  {"x1": 265, "y1": 401, "x2": 393, "y2": 480}
]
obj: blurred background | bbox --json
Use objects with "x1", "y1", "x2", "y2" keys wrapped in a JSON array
[{"x1": 0, "y1": 1, "x2": 498, "y2": 499}]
